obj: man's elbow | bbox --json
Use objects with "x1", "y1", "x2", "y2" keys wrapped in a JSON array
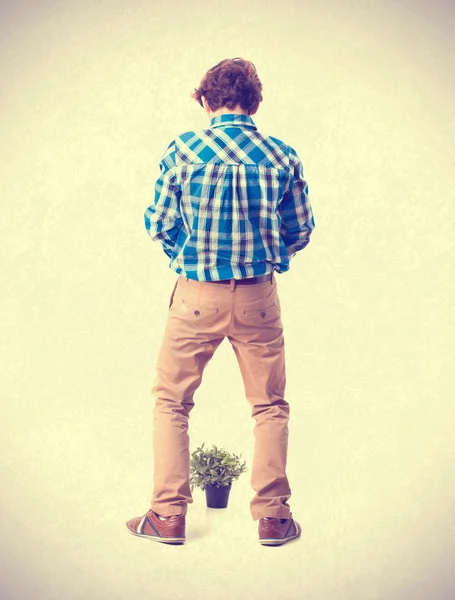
[{"x1": 287, "y1": 228, "x2": 314, "y2": 255}]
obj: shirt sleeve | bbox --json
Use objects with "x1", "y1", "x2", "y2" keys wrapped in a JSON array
[
  {"x1": 278, "y1": 148, "x2": 315, "y2": 258},
  {"x1": 144, "y1": 140, "x2": 183, "y2": 258}
]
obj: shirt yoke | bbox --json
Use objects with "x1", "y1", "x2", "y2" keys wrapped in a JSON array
[{"x1": 169, "y1": 128, "x2": 294, "y2": 172}]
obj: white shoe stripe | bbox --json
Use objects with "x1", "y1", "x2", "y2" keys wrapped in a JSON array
[{"x1": 137, "y1": 514, "x2": 148, "y2": 534}]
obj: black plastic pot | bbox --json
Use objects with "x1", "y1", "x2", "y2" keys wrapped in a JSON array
[{"x1": 205, "y1": 483, "x2": 232, "y2": 508}]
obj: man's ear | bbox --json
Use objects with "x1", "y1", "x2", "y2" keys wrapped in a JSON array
[
  {"x1": 249, "y1": 101, "x2": 260, "y2": 116},
  {"x1": 201, "y1": 96, "x2": 211, "y2": 114}
]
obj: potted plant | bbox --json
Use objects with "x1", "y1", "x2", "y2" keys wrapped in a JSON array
[{"x1": 190, "y1": 443, "x2": 247, "y2": 508}]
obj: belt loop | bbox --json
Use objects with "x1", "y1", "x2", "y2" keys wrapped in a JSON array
[
  {"x1": 229, "y1": 278, "x2": 236, "y2": 293},
  {"x1": 270, "y1": 271, "x2": 274, "y2": 284}
]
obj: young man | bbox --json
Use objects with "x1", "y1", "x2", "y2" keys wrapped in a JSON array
[{"x1": 126, "y1": 58, "x2": 315, "y2": 546}]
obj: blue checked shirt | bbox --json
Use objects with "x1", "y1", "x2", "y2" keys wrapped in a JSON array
[{"x1": 145, "y1": 113, "x2": 315, "y2": 281}]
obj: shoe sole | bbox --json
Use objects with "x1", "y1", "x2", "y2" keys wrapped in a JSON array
[
  {"x1": 127, "y1": 529, "x2": 185, "y2": 544},
  {"x1": 259, "y1": 532, "x2": 301, "y2": 546}
]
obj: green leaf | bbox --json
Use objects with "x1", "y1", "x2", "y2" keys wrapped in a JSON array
[{"x1": 189, "y1": 442, "x2": 248, "y2": 489}]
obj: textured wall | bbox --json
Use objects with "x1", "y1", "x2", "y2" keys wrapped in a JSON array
[{"x1": 1, "y1": 1, "x2": 454, "y2": 599}]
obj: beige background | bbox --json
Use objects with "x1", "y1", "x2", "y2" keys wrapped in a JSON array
[{"x1": 1, "y1": 0, "x2": 454, "y2": 599}]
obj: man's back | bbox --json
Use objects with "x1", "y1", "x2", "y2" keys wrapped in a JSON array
[{"x1": 146, "y1": 112, "x2": 315, "y2": 281}]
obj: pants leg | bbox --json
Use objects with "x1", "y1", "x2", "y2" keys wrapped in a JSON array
[
  {"x1": 150, "y1": 277, "x2": 225, "y2": 517},
  {"x1": 228, "y1": 278, "x2": 291, "y2": 521}
]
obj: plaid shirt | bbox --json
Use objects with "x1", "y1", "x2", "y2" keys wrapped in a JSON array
[{"x1": 145, "y1": 113, "x2": 315, "y2": 281}]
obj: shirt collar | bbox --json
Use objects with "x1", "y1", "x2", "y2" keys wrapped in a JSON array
[{"x1": 210, "y1": 113, "x2": 257, "y2": 131}]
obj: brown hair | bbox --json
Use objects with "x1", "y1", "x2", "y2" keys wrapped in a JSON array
[{"x1": 191, "y1": 57, "x2": 263, "y2": 114}]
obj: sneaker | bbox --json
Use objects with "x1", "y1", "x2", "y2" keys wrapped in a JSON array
[
  {"x1": 126, "y1": 510, "x2": 185, "y2": 544},
  {"x1": 258, "y1": 514, "x2": 302, "y2": 546}
]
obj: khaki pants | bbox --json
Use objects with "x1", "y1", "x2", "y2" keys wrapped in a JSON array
[{"x1": 150, "y1": 272, "x2": 292, "y2": 521}]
